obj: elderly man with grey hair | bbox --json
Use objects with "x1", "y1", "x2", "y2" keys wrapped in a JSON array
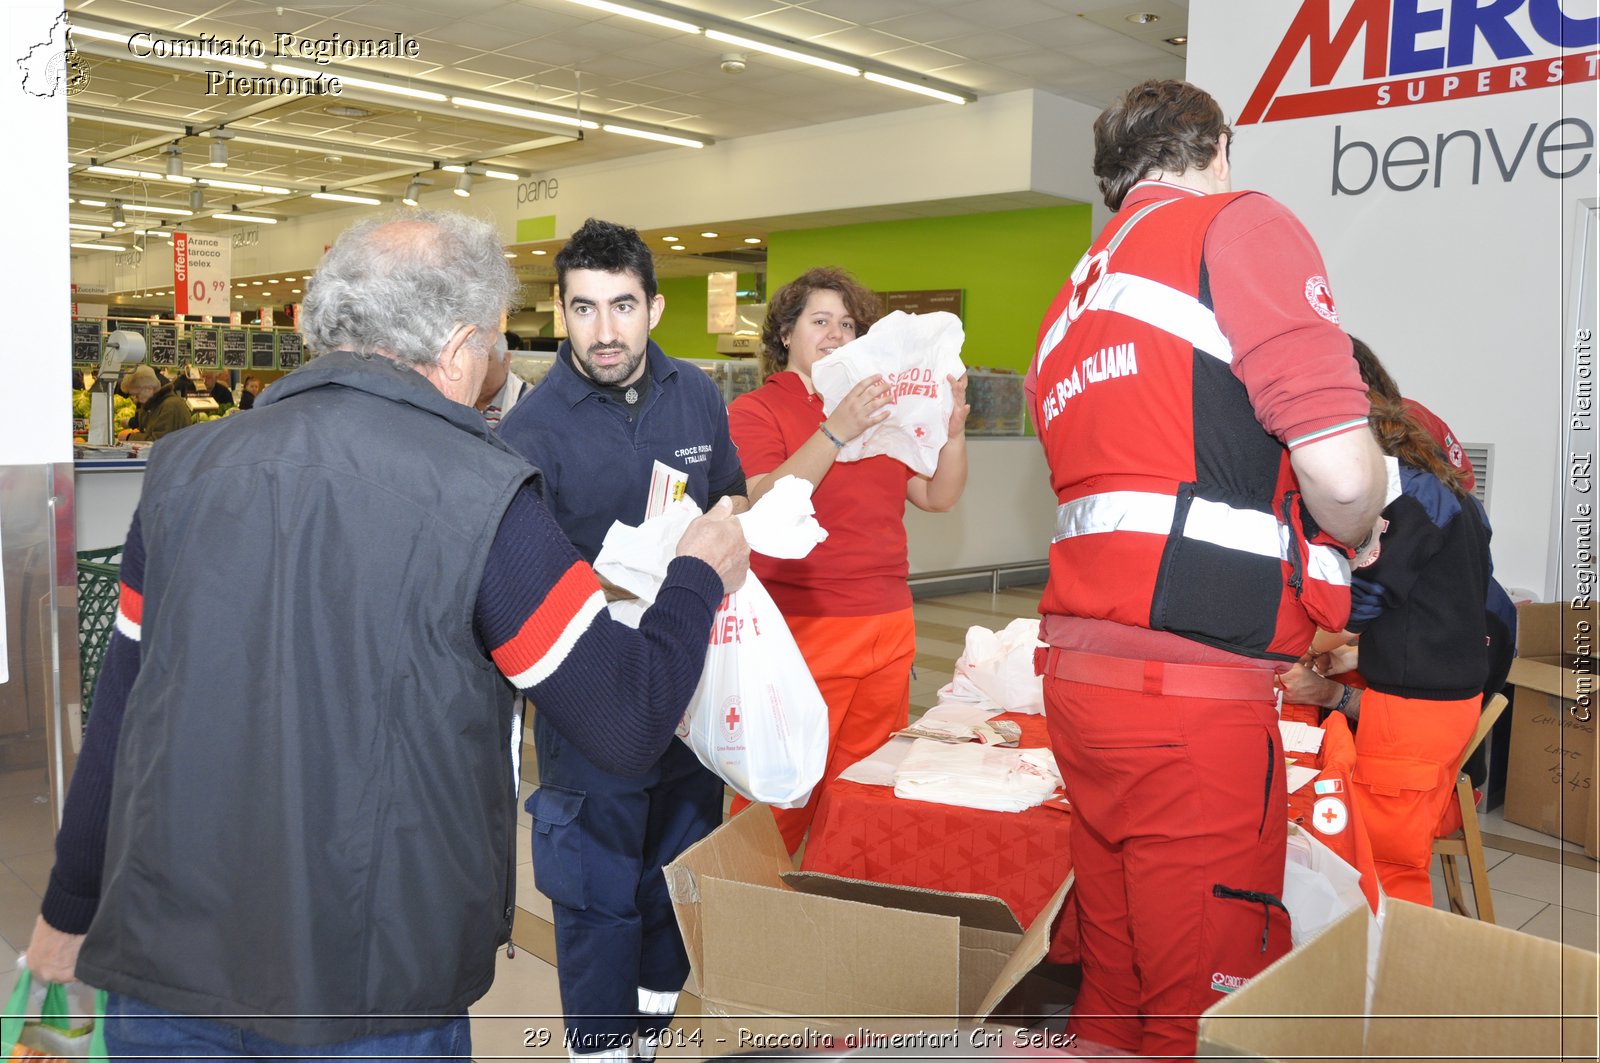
[{"x1": 25, "y1": 212, "x2": 747, "y2": 1061}]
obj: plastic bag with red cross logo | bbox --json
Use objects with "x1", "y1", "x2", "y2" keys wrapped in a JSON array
[{"x1": 677, "y1": 571, "x2": 828, "y2": 807}]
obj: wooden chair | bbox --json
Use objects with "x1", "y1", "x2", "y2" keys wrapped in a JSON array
[{"x1": 1433, "y1": 692, "x2": 1510, "y2": 922}]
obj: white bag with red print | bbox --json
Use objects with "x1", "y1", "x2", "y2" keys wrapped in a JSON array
[
  {"x1": 677, "y1": 571, "x2": 828, "y2": 807},
  {"x1": 593, "y1": 480, "x2": 828, "y2": 807},
  {"x1": 813, "y1": 310, "x2": 967, "y2": 476}
]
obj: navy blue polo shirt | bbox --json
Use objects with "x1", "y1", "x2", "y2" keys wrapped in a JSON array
[{"x1": 498, "y1": 340, "x2": 745, "y2": 563}]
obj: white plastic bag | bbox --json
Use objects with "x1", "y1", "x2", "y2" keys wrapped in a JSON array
[
  {"x1": 677, "y1": 571, "x2": 828, "y2": 806},
  {"x1": 1282, "y1": 822, "x2": 1369, "y2": 947},
  {"x1": 591, "y1": 479, "x2": 829, "y2": 807},
  {"x1": 936, "y1": 618, "x2": 1045, "y2": 714},
  {"x1": 812, "y1": 310, "x2": 967, "y2": 476}
]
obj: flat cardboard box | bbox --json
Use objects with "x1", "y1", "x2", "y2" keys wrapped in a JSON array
[
  {"x1": 1198, "y1": 900, "x2": 1599, "y2": 1062},
  {"x1": 664, "y1": 804, "x2": 1073, "y2": 1053},
  {"x1": 1504, "y1": 602, "x2": 1600, "y2": 854}
]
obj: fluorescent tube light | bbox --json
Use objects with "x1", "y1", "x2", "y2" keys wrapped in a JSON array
[
  {"x1": 601, "y1": 124, "x2": 704, "y2": 148},
  {"x1": 704, "y1": 31, "x2": 860, "y2": 76},
  {"x1": 213, "y1": 212, "x2": 279, "y2": 223},
  {"x1": 311, "y1": 191, "x2": 382, "y2": 205},
  {"x1": 451, "y1": 97, "x2": 598, "y2": 129},
  {"x1": 864, "y1": 71, "x2": 970, "y2": 104},
  {"x1": 558, "y1": 0, "x2": 701, "y2": 34}
]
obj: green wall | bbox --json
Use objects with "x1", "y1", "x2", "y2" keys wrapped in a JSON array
[
  {"x1": 650, "y1": 273, "x2": 757, "y2": 361},
  {"x1": 766, "y1": 204, "x2": 1092, "y2": 374}
]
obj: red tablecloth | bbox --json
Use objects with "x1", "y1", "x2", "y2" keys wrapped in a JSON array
[{"x1": 801, "y1": 712, "x2": 1080, "y2": 964}]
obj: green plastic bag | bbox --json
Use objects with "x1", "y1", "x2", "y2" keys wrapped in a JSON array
[{"x1": 1, "y1": 969, "x2": 106, "y2": 1062}]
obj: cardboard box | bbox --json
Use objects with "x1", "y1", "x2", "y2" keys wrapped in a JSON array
[
  {"x1": 1199, "y1": 900, "x2": 1598, "y2": 1062},
  {"x1": 664, "y1": 805, "x2": 1073, "y2": 1052},
  {"x1": 1504, "y1": 602, "x2": 1600, "y2": 855}
]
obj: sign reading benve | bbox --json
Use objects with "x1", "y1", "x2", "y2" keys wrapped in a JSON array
[{"x1": 174, "y1": 232, "x2": 231, "y2": 318}]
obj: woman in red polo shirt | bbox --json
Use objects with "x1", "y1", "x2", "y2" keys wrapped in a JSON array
[{"x1": 728, "y1": 267, "x2": 969, "y2": 853}]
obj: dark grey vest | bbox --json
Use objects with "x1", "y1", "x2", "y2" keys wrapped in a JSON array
[{"x1": 75, "y1": 352, "x2": 534, "y2": 1044}]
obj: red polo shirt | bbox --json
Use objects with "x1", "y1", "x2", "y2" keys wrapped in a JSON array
[{"x1": 729, "y1": 371, "x2": 914, "y2": 617}]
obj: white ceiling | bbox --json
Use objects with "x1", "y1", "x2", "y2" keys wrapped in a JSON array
[{"x1": 67, "y1": 0, "x2": 1190, "y2": 304}]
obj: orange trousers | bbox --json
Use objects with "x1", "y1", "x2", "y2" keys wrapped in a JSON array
[
  {"x1": 730, "y1": 608, "x2": 916, "y2": 854},
  {"x1": 1350, "y1": 688, "x2": 1480, "y2": 906}
]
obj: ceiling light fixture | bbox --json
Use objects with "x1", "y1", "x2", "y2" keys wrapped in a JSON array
[
  {"x1": 863, "y1": 71, "x2": 970, "y2": 104},
  {"x1": 451, "y1": 97, "x2": 598, "y2": 130},
  {"x1": 208, "y1": 130, "x2": 232, "y2": 168},
  {"x1": 190, "y1": 185, "x2": 204, "y2": 212},
  {"x1": 213, "y1": 212, "x2": 279, "y2": 224},
  {"x1": 71, "y1": 242, "x2": 128, "y2": 252},
  {"x1": 504, "y1": 252, "x2": 517, "y2": 258},
  {"x1": 1165, "y1": 36, "x2": 1188, "y2": 45},
  {"x1": 703, "y1": 30, "x2": 860, "y2": 76},
  {"x1": 76, "y1": 198, "x2": 106, "y2": 207},
  {"x1": 1126, "y1": 12, "x2": 1160, "y2": 24},
  {"x1": 532, "y1": 249, "x2": 548, "y2": 255},
  {"x1": 402, "y1": 177, "x2": 426, "y2": 206},
  {"x1": 111, "y1": 201, "x2": 126, "y2": 227},
  {"x1": 164, "y1": 142, "x2": 184, "y2": 178},
  {"x1": 311, "y1": 189, "x2": 383, "y2": 205},
  {"x1": 86, "y1": 165, "x2": 144, "y2": 178},
  {"x1": 601, "y1": 124, "x2": 706, "y2": 148},
  {"x1": 744, "y1": 237, "x2": 762, "y2": 244},
  {"x1": 700, "y1": 231, "x2": 718, "y2": 238},
  {"x1": 454, "y1": 171, "x2": 474, "y2": 197},
  {"x1": 670, "y1": 244, "x2": 686, "y2": 250},
  {"x1": 204, "y1": 178, "x2": 292, "y2": 195},
  {"x1": 70, "y1": 223, "x2": 116, "y2": 232},
  {"x1": 662, "y1": 235, "x2": 679, "y2": 241},
  {"x1": 436, "y1": 165, "x2": 518, "y2": 181},
  {"x1": 558, "y1": 0, "x2": 702, "y2": 34},
  {"x1": 125, "y1": 204, "x2": 193, "y2": 216}
]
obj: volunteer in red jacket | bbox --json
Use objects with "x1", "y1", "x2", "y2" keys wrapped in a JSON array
[
  {"x1": 1025, "y1": 80, "x2": 1386, "y2": 1059},
  {"x1": 727, "y1": 267, "x2": 969, "y2": 853}
]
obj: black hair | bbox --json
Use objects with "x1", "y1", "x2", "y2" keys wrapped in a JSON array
[{"x1": 555, "y1": 217, "x2": 658, "y2": 301}]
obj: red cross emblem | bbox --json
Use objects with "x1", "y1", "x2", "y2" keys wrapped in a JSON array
[
  {"x1": 722, "y1": 697, "x2": 743, "y2": 740},
  {"x1": 1067, "y1": 250, "x2": 1110, "y2": 321},
  {"x1": 1312, "y1": 796, "x2": 1348, "y2": 835},
  {"x1": 1304, "y1": 275, "x2": 1340, "y2": 324},
  {"x1": 913, "y1": 425, "x2": 926, "y2": 438}
]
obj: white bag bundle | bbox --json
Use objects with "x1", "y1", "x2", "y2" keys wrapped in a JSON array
[
  {"x1": 936, "y1": 618, "x2": 1046, "y2": 714},
  {"x1": 893, "y1": 740, "x2": 1061, "y2": 813},
  {"x1": 812, "y1": 310, "x2": 967, "y2": 476},
  {"x1": 592, "y1": 478, "x2": 829, "y2": 807},
  {"x1": 1282, "y1": 822, "x2": 1370, "y2": 947}
]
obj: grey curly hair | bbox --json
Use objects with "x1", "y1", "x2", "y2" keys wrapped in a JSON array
[{"x1": 299, "y1": 211, "x2": 520, "y2": 368}]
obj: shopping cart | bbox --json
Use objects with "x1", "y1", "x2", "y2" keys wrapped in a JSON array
[{"x1": 75, "y1": 545, "x2": 123, "y2": 726}]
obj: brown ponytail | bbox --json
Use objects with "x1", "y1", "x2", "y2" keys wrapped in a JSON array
[{"x1": 1367, "y1": 391, "x2": 1471, "y2": 499}]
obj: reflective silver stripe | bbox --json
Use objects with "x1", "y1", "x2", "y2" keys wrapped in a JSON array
[
  {"x1": 1306, "y1": 543, "x2": 1353, "y2": 587},
  {"x1": 1186, "y1": 496, "x2": 1279, "y2": 556},
  {"x1": 1105, "y1": 198, "x2": 1173, "y2": 253},
  {"x1": 1054, "y1": 492, "x2": 1353, "y2": 587},
  {"x1": 1082, "y1": 272, "x2": 1234, "y2": 363},
  {"x1": 1053, "y1": 491, "x2": 1175, "y2": 542},
  {"x1": 1035, "y1": 199, "x2": 1178, "y2": 374},
  {"x1": 637, "y1": 987, "x2": 679, "y2": 1015}
]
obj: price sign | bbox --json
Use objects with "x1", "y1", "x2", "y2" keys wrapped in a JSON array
[
  {"x1": 71, "y1": 320, "x2": 102, "y2": 364},
  {"x1": 173, "y1": 232, "x2": 232, "y2": 317},
  {"x1": 221, "y1": 330, "x2": 248, "y2": 369},
  {"x1": 277, "y1": 332, "x2": 304, "y2": 370},
  {"x1": 249, "y1": 331, "x2": 276, "y2": 369},
  {"x1": 192, "y1": 328, "x2": 220, "y2": 368},
  {"x1": 148, "y1": 324, "x2": 178, "y2": 367}
]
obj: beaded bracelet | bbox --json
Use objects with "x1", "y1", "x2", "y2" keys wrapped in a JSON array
[
  {"x1": 1331, "y1": 684, "x2": 1355, "y2": 715},
  {"x1": 818, "y1": 423, "x2": 846, "y2": 449}
]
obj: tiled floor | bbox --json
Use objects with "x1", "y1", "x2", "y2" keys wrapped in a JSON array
[{"x1": 0, "y1": 585, "x2": 1595, "y2": 1060}]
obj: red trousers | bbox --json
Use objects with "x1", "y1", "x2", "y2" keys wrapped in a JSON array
[
  {"x1": 1044, "y1": 676, "x2": 1291, "y2": 1061},
  {"x1": 731, "y1": 608, "x2": 916, "y2": 854},
  {"x1": 1350, "y1": 688, "x2": 1479, "y2": 906}
]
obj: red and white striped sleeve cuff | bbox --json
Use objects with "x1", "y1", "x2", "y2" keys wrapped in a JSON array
[
  {"x1": 115, "y1": 582, "x2": 143, "y2": 642},
  {"x1": 491, "y1": 562, "x2": 606, "y2": 690}
]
